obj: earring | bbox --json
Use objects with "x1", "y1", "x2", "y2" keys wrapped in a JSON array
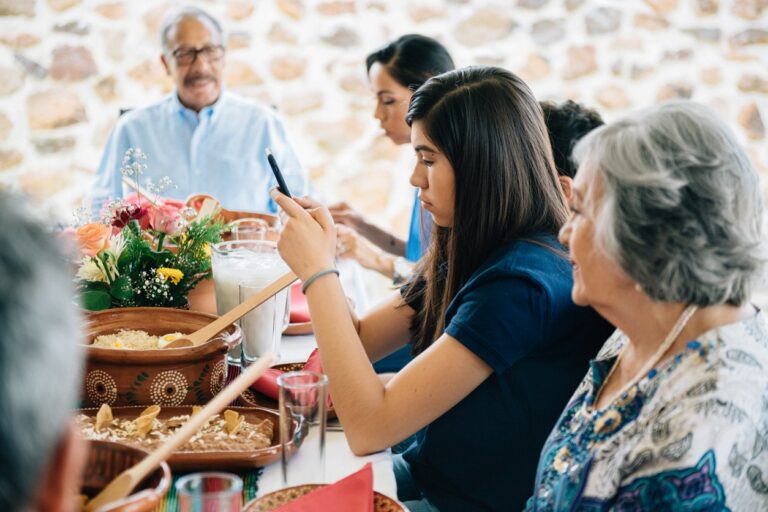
[{"x1": 634, "y1": 283, "x2": 643, "y2": 293}]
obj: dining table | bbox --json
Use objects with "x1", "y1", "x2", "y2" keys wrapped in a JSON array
[{"x1": 155, "y1": 260, "x2": 400, "y2": 510}]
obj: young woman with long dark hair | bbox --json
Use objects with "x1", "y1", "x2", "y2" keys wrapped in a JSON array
[{"x1": 271, "y1": 67, "x2": 613, "y2": 511}]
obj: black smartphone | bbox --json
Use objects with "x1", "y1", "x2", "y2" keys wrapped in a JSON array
[{"x1": 265, "y1": 148, "x2": 292, "y2": 197}]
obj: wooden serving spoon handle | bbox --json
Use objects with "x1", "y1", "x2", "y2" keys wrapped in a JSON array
[
  {"x1": 85, "y1": 353, "x2": 274, "y2": 511},
  {"x1": 165, "y1": 270, "x2": 297, "y2": 349}
]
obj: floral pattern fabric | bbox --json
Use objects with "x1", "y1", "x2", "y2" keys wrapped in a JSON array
[{"x1": 526, "y1": 312, "x2": 768, "y2": 511}]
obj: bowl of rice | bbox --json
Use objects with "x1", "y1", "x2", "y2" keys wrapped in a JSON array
[{"x1": 82, "y1": 307, "x2": 241, "y2": 408}]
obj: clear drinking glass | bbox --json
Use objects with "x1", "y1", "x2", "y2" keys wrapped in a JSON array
[
  {"x1": 278, "y1": 371, "x2": 328, "y2": 486},
  {"x1": 239, "y1": 279, "x2": 289, "y2": 365},
  {"x1": 230, "y1": 218, "x2": 268, "y2": 241},
  {"x1": 211, "y1": 240, "x2": 289, "y2": 365},
  {"x1": 176, "y1": 472, "x2": 242, "y2": 512}
]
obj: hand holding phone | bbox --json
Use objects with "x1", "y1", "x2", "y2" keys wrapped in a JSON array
[{"x1": 265, "y1": 148, "x2": 291, "y2": 197}]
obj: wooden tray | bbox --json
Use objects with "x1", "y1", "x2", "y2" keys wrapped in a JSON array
[{"x1": 75, "y1": 406, "x2": 291, "y2": 471}]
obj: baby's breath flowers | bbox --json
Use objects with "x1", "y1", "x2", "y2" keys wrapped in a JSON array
[{"x1": 75, "y1": 148, "x2": 224, "y2": 311}]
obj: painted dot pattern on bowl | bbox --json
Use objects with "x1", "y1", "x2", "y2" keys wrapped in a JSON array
[
  {"x1": 209, "y1": 359, "x2": 226, "y2": 395},
  {"x1": 149, "y1": 371, "x2": 189, "y2": 406},
  {"x1": 85, "y1": 370, "x2": 118, "y2": 405}
]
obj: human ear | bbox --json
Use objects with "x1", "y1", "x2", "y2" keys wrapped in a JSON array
[
  {"x1": 160, "y1": 54, "x2": 171, "y2": 76},
  {"x1": 558, "y1": 176, "x2": 574, "y2": 201}
]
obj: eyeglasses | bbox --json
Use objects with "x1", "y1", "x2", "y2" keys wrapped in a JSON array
[{"x1": 171, "y1": 45, "x2": 225, "y2": 66}]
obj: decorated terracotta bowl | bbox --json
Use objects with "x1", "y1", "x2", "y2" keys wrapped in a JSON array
[
  {"x1": 243, "y1": 485, "x2": 404, "y2": 512},
  {"x1": 79, "y1": 440, "x2": 171, "y2": 512},
  {"x1": 185, "y1": 193, "x2": 279, "y2": 228},
  {"x1": 82, "y1": 307, "x2": 241, "y2": 408}
]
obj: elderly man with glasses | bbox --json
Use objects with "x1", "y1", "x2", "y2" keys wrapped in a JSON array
[{"x1": 91, "y1": 6, "x2": 306, "y2": 215}]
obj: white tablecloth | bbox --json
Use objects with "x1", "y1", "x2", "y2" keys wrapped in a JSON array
[{"x1": 256, "y1": 262, "x2": 398, "y2": 500}]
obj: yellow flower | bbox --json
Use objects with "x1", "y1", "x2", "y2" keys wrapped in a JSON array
[
  {"x1": 203, "y1": 243, "x2": 211, "y2": 257},
  {"x1": 157, "y1": 267, "x2": 184, "y2": 285}
]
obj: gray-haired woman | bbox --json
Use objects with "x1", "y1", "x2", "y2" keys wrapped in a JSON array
[{"x1": 526, "y1": 101, "x2": 768, "y2": 510}]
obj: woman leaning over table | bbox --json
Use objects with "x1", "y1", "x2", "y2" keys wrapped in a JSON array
[
  {"x1": 526, "y1": 101, "x2": 768, "y2": 511},
  {"x1": 330, "y1": 35, "x2": 454, "y2": 282},
  {"x1": 333, "y1": 34, "x2": 455, "y2": 375},
  {"x1": 271, "y1": 66, "x2": 614, "y2": 511}
]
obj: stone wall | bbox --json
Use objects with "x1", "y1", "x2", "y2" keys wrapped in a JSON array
[{"x1": 0, "y1": 0, "x2": 766, "y2": 237}]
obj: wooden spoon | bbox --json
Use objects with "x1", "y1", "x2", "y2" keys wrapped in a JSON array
[
  {"x1": 85, "y1": 353, "x2": 274, "y2": 512},
  {"x1": 164, "y1": 270, "x2": 297, "y2": 349}
]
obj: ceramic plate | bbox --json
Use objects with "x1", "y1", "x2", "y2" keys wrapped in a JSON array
[
  {"x1": 75, "y1": 406, "x2": 291, "y2": 470},
  {"x1": 243, "y1": 485, "x2": 404, "y2": 512},
  {"x1": 283, "y1": 321, "x2": 313, "y2": 336}
]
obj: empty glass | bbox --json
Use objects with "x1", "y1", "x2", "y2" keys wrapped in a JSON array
[
  {"x1": 230, "y1": 218, "x2": 268, "y2": 241},
  {"x1": 279, "y1": 371, "x2": 328, "y2": 486},
  {"x1": 176, "y1": 472, "x2": 242, "y2": 512},
  {"x1": 239, "y1": 279, "x2": 289, "y2": 365}
]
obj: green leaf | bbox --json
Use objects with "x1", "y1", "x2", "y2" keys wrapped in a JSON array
[
  {"x1": 80, "y1": 281, "x2": 110, "y2": 292},
  {"x1": 110, "y1": 276, "x2": 134, "y2": 301},
  {"x1": 81, "y1": 290, "x2": 112, "y2": 311}
]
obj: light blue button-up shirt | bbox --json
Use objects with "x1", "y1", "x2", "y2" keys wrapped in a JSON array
[{"x1": 91, "y1": 90, "x2": 306, "y2": 215}]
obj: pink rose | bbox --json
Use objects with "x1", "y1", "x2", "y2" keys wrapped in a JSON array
[
  {"x1": 76, "y1": 223, "x2": 111, "y2": 257},
  {"x1": 149, "y1": 203, "x2": 183, "y2": 234}
]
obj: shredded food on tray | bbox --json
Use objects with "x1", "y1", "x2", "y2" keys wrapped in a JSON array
[{"x1": 75, "y1": 405, "x2": 273, "y2": 452}]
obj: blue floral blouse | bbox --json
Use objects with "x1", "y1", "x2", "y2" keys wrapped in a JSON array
[{"x1": 526, "y1": 312, "x2": 768, "y2": 511}]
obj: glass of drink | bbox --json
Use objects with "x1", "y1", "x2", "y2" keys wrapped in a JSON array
[
  {"x1": 211, "y1": 240, "x2": 289, "y2": 365},
  {"x1": 176, "y1": 472, "x2": 242, "y2": 512},
  {"x1": 230, "y1": 218, "x2": 268, "y2": 241},
  {"x1": 278, "y1": 371, "x2": 328, "y2": 487},
  {"x1": 239, "y1": 279, "x2": 289, "y2": 365}
]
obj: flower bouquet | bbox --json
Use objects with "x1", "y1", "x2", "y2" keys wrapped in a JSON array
[{"x1": 74, "y1": 149, "x2": 225, "y2": 311}]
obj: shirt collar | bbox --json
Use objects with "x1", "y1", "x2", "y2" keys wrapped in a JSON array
[{"x1": 169, "y1": 89, "x2": 228, "y2": 124}]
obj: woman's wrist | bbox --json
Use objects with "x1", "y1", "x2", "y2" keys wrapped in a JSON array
[
  {"x1": 376, "y1": 253, "x2": 396, "y2": 279},
  {"x1": 302, "y1": 267, "x2": 340, "y2": 294}
]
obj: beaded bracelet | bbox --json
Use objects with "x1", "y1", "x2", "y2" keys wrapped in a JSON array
[{"x1": 301, "y1": 268, "x2": 340, "y2": 294}]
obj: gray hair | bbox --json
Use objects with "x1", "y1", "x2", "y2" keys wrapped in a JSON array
[
  {"x1": 573, "y1": 101, "x2": 766, "y2": 306},
  {"x1": 159, "y1": 6, "x2": 224, "y2": 55},
  {"x1": 0, "y1": 192, "x2": 83, "y2": 509}
]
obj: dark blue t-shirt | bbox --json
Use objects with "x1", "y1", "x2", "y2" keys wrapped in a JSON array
[{"x1": 401, "y1": 236, "x2": 614, "y2": 511}]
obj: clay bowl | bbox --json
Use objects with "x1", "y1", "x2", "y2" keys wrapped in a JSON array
[
  {"x1": 185, "y1": 193, "x2": 279, "y2": 229},
  {"x1": 244, "y1": 485, "x2": 404, "y2": 512},
  {"x1": 82, "y1": 307, "x2": 241, "y2": 408},
  {"x1": 80, "y1": 440, "x2": 171, "y2": 512}
]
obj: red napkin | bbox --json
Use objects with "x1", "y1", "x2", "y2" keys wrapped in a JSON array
[
  {"x1": 250, "y1": 349, "x2": 334, "y2": 410},
  {"x1": 290, "y1": 282, "x2": 311, "y2": 323},
  {"x1": 275, "y1": 463, "x2": 374, "y2": 512},
  {"x1": 250, "y1": 368, "x2": 283, "y2": 398}
]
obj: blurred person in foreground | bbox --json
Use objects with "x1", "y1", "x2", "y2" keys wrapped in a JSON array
[
  {"x1": 540, "y1": 99, "x2": 604, "y2": 199},
  {"x1": 0, "y1": 191, "x2": 85, "y2": 511},
  {"x1": 91, "y1": 5, "x2": 305, "y2": 215},
  {"x1": 527, "y1": 101, "x2": 768, "y2": 510}
]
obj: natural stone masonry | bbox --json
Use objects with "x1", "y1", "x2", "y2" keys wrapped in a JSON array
[
  {"x1": 0, "y1": 0, "x2": 764, "y2": 277},
  {"x1": 27, "y1": 89, "x2": 86, "y2": 129}
]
